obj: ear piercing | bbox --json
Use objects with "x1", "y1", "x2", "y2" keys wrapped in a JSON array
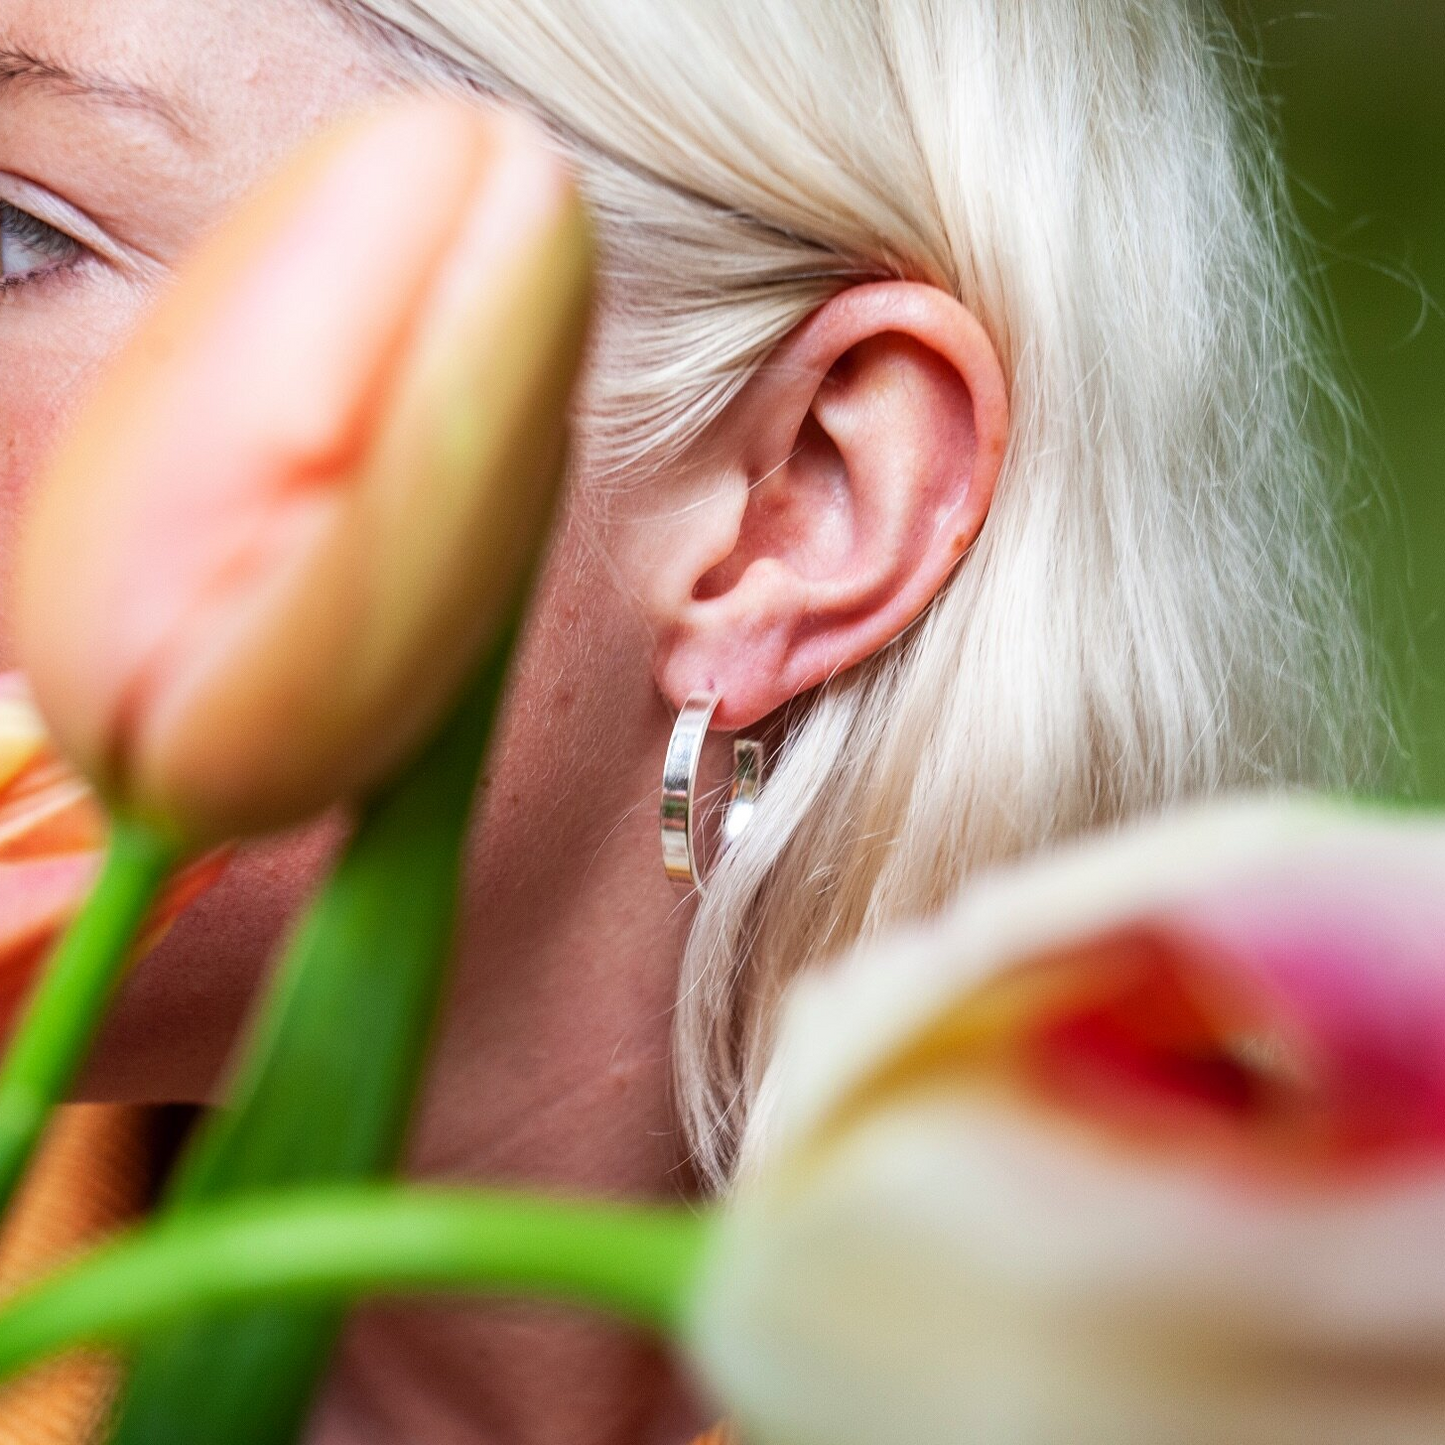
[{"x1": 660, "y1": 692, "x2": 763, "y2": 891}]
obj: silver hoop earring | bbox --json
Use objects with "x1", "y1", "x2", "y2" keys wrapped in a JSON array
[{"x1": 660, "y1": 692, "x2": 763, "y2": 891}]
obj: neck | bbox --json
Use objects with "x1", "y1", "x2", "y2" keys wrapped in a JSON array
[{"x1": 310, "y1": 684, "x2": 709, "y2": 1445}]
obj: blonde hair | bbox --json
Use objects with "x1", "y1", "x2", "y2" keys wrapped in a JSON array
[{"x1": 332, "y1": 0, "x2": 1377, "y2": 1185}]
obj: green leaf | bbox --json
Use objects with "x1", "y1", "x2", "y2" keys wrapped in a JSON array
[
  {"x1": 109, "y1": 622, "x2": 518, "y2": 1445},
  {"x1": 0, "y1": 1185, "x2": 709, "y2": 1386}
]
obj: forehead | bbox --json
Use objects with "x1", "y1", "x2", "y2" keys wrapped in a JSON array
[
  {"x1": 4, "y1": 0, "x2": 226, "y2": 104},
  {"x1": 1, "y1": 0, "x2": 390, "y2": 157}
]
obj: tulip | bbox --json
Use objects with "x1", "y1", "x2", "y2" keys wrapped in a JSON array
[
  {"x1": 0, "y1": 671, "x2": 225, "y2": 1022},
  {"x1": 687, "y1": 797, "x2": 1445, "y2": 1445},
  {"x1": 15, "y1": 99, "x2": 592, "y2": 847}
]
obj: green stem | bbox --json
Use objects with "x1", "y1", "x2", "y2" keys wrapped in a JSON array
[
  {"x1": 110, "y1": 625, "x2": 524, "y2": 1445},
  {"x1": 0, "y1": 818, "x2": 179, "y2": 1210},
  {"x1": 0, "y1": 1187, "x2": 711, "y2": 1385}
]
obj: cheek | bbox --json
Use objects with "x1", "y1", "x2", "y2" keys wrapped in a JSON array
[
  {"x1": 466, "y1": 502, "x2": 658, "y2": 905},
  {"x1": 0, "y1": 280, "x2": 155, "y2": 663}
]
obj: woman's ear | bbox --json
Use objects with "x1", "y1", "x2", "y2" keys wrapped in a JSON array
[{"x1": 627, "y1": 280, "x2": 1008, "y2": 730}]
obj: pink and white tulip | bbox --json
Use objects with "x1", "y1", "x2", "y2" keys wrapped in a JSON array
[{"x1": 689, "y1": 797, "x2": 1445, "y2": 1445}]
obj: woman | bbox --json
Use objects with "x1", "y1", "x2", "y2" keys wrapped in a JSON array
[{"x1": 0, "y1": 0, "x2": 1376, "y2": 1440}]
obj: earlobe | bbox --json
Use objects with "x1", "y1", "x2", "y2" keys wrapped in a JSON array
[{"x1": 644, "y1": 281, "x2": 1009, "y2": 730}]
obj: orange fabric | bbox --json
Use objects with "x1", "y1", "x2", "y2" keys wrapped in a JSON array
[{"x1": 0, "y1": 1105, "x2": 157, "y2": 1445}]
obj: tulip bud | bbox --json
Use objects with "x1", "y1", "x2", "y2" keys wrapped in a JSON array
[
  {"x1": 0, "y1": 672, "x2": 226, "y2": 1021},
  {"x1": 689, "y1": 798, "x2": 1445, "y2": 1445},
  {"x1": 16, "y1": 101, "x2": 592, "y2": 846}
]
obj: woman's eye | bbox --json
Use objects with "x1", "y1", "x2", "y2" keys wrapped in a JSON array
[{"x1": 0, "y1": 200, "x2": 87, "y2": 292}]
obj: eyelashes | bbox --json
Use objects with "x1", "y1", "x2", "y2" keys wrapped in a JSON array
[{"x1": 0, "y1": 199, "x2": 91, "y2": 295}]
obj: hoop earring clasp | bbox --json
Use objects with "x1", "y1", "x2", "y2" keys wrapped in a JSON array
[{"x1": 660, "y1": 692, "x2": 762, "y2": 890}]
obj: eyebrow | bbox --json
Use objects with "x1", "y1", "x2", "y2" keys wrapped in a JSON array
[{"x1": 0, "y1": 43, "x2": 195, "y2": 143}]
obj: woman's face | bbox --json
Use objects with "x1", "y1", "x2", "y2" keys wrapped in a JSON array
[
  {"x1": 1, "y1": 0, "x2": 668, "y2": 1101},
  {"x1": 2, "y1": 0, "x2": 1006, "y2": 1116}
]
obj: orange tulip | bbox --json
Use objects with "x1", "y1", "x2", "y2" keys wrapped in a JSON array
[
  {"x1": 0, "y1": 673, "x2": 225, "y2": 1026},
  {"x1": 16, "y1": 100, "x2": 592, "y2": 846}
]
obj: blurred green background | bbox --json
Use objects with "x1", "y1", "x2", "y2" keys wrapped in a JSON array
[{"x1": 1228, "y1": 0, "x2": 1445, "y2": 797}]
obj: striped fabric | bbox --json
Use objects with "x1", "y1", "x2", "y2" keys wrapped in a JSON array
[{"x1": 0, "y1": 1105, "x2": 156, "y2": 1445}]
